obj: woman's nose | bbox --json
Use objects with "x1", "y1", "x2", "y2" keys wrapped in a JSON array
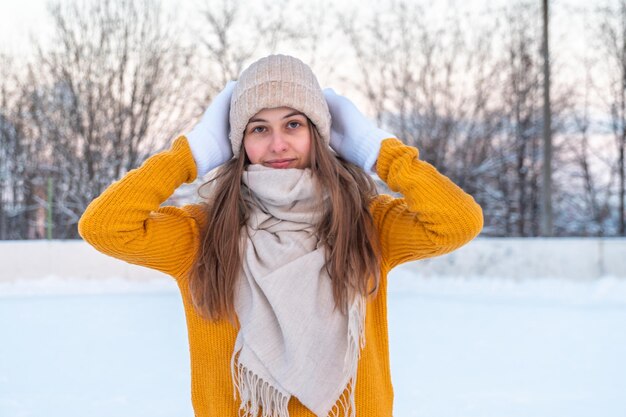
[{"x1": 269, "y1": 132, "x2": 288, "y2": 152}]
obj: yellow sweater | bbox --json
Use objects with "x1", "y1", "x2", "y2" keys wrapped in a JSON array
[{"x1": 78, "y1": 136, "x2": 483, "y2": 416}]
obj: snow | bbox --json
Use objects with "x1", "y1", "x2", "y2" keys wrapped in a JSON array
[
  {"x1": 3, "y1": 238, "x2": 626, "y2": 283},
  {"x1": 2, "y1": 266, "x2": 625, "y2": 417},
  {"x1": 388, "y1": 270, "x2": 626, "y2": 417}
]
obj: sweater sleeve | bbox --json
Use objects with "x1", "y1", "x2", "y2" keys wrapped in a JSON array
[
  {"x1": 371, "y1": 138, "x2": 484, "y2": 270},
  {"x1": 78, "y1": 135, "x2": 204, "y2": 279}
]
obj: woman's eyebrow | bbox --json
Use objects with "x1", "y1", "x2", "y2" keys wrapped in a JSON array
[
  {"x1": 248, "y1": 111, "x2": 305, "y2": 124},
  {"x1": 283, "y1": 111, "x2": 305, "y2": 119}
]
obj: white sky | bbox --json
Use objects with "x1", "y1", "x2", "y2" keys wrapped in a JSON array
[
  {"x1": 0, "y1": 0, "x2": 49, "y2": 55},
  {"x1": 0, "y1": 0, "x2": 596, "y2": 82},
  {"x1": 0, "y1": 0, "x2": 599, "y2": 108},
  {"x1": 0, "y1": 0, "x2": 595, "y2": 51}
]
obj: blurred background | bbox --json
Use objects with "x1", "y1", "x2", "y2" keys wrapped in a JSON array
[
  {"x1": 1, "y1": 0, "x2": 625, "y2": 416},
  {"x1": 0, "y1": 0, "x2": 624, "y2": 238}
]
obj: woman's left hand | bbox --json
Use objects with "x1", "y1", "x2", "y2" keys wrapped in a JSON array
[{"x1": 323, "y1": 88, "x2": 396, "y2": 173}]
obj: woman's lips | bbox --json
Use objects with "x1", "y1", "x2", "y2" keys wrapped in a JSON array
[{"x1": 265, "y1": 159, "x2": 296, "y2": 169}]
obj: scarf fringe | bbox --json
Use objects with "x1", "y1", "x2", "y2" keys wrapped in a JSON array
[
  {"x1": 229, "y1": 296, "x2": 366, "y2": 417},
  {"x1": 230, "y1": 296, "x2": 366, "y2": 417},
  {"x1": 328, "y1": 379, "x2": 354, "y2": 417},
  {"x1": 329, "y1": 295, "x2": 367, "y2": 417},
  {"x1": 231, "y1": 352, "x2": 290, "y2": 417}
]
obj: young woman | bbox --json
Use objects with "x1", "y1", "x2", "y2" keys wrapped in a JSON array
[{"x1": 79, "y1": 54, "x2": 483, "y2": 417}]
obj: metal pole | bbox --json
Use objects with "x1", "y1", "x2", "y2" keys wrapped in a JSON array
[{"x1": 541, "y1": 0, "x2": 553, "y2": 236}]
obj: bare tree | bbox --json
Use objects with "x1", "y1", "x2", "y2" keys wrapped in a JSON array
[
  {"x1": 23, "y1": 0, "x2": 195, "y2": 238},
  {"x1": 338, "y1": 0, "x2": 578, "y2": 237},
  {"x1": 488, "y1": 2, "x2": 571, "y2": 237},
  {"x1": 194, "y1": 0, "x2": 341, "y2": 99},
  {"x1": 2, "y1": 0, "x2": 620, "y2": 239},
  {"x1": 339, "y1": 1, "x2": 504, "y2": 233},
  {"x1": 195, "y1": 0, "x2": 255, "y2": 96},
  {"x1": 499, "y1": 4, "x2": 544, "y2": 236},
  {"x1": 557, "y1": 43, "x2": 614, "y2": 236},
  {"x1": 597, "y1": 0, "x2": 626, "y2": 235},
  {"x1": 0, "y1": 54, "x2": 47, "y2": 239}
]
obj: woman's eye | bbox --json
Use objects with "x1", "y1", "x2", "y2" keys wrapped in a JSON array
[
  {"x1": 251, "y1": 126, "x2": 265, "y2": 134},
  {"x1": 287, "y1": 121, "x2": 301, "y2": 129}
]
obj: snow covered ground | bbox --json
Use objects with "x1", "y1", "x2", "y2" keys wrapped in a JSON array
[{"x1": 1, "y1": 267, "x2": 626, "y2": 417}]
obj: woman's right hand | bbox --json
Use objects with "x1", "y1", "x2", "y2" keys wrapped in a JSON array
[{"x1": 186, "y1": 81, "x2": 236, "y2": 177}]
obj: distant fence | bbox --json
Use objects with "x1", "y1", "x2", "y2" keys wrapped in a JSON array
[{"x1": 1, "y1": 238, "x2": 625, "y2": 283}]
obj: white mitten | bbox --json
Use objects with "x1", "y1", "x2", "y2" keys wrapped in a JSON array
[
  {"x1": 186, "y1": 81, "x2": 236, "y2": 177},
  {"x1": 323, "y1": 88, "x2": 396, "y2": 173}
]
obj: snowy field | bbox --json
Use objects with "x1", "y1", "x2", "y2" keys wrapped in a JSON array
[{"x1": 2, "y1": 265, "x2": 626, "y2": 417}]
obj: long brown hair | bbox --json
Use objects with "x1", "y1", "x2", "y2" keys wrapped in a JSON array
[{"x1": 189, "y1": 121, "x2": 381, "y2": 323}]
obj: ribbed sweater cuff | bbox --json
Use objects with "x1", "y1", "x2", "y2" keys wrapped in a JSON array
[
  {"x1": 375, "y1": 138, "x2": 418, "y2": 185},
  {"x1": 171, "y1": 136, "x2": 199, "y2": 182}
]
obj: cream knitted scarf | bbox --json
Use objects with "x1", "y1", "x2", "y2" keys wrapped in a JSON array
[{"x1": 231, "y1": 164, "x2": 366, "y2": 417}]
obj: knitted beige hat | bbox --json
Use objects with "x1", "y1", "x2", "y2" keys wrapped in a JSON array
[{"x1": 229, "y1": 54, "x2": 331, "y2": 157}]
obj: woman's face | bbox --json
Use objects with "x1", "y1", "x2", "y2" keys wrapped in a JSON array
[{"x1": 243, "y1": 107, "x2": 312, "y2": 169}]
